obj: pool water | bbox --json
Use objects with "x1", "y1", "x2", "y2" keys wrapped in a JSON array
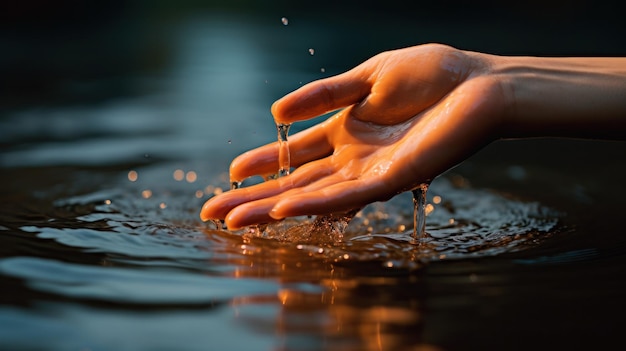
[{"x1": 2, "y1": 4, "x2": 626, "y2": 351}]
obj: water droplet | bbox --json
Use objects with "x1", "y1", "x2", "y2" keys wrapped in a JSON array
[
  {"x1": 185, "y1": 171, "x2": 197, "y2": 183},
  {"x1": 320, "y1": 67, "x2": 325, "y2": 73},
  {"x1": 212, "y1": 219, "x2": 223, "y2": 230},
  {"x1": 264, "y1": 174, "x2": 277, "y2": 181},
  {"x1": 127, "y1": 170, "x2": 138, "y2": 182},
  {"x1": 159, "y1": 202, "x2": 167, "y2": 209},
  {"x1": 173, "y1": 169, "x2": 184, "y2": 181},
  {"x1": 142, "y1": 190, "x2": 152, "y2": 199},
  {"x1": 308, "y1": 48, "x2": 315, "y2": 55},
  {"x1": 195, "y1": 190, "x2": 204, "y2": 198},
  {"x1": 104, "y1": 199, "x2": 111, "y2": 205},
  {"x1": 228, "y1": 139, "x2": 232, "y2": 144},
  {"x1": 281, "y1": 17, "x2": 288, "y2": 25},
  {"x1": 425, "y1": 203, "x2": 434, "y2": 216}
]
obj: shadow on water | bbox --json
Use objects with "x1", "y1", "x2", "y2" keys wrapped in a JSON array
[{"x1": 1, "y1": 1, "x2": 626, "y2": 350}]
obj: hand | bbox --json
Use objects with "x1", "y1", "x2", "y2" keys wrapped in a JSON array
[{"x1": 201, "y1": 44, "x2": 508, "y2": 229}]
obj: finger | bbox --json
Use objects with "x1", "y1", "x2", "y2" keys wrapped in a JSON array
[
  {"x1": 229, "y1": 120, "x2": 335, "y2": 182},
  {"x1": 225, "y1": 168, "x2": 348, "y2": 229},
  {"x1": 270, "y1": 178, "x2": 393, "y2": 219},
  {"x1": 200, "y1": 185, "x2": 279, "y2": 222},
  {"x1": 201, "y1": 158, "x2": 334, "y2": 221},
  {"x1": 224, "y1": 198, "x2": 277, "y2": 230},
  {"x1": 271, "y1": 65, "x2": 373, "y2": 124}
]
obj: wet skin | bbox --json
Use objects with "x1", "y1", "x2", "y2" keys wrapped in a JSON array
[{"x1": 201, "y1": 43, "x2": 626, "y2": 229}]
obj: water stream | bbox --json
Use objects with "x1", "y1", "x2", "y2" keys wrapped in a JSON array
[
  {"x1": 276, "y1": 123, "x2": 292, "y2": 178},
  {"x1": 411, "y1": 183, "x2": 430, "y2": 243}
]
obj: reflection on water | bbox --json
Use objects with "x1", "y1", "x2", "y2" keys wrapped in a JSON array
[
  {"x1": 0, "y1": 162, "x2": 561, "y2": 350},
  {"x1": 223, "y1": 176, "x2": 560, "y2": 270},
  {"x1": 1, "y1": 5, "x2": 625, "y2": 351}
]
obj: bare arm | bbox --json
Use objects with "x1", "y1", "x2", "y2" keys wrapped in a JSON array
[
  {"x1": 487, "y1": 54, "x2": 626, "y2": 139},
  {"x1": 201, "y1": 44, "x2": 626, "y2": 229}
]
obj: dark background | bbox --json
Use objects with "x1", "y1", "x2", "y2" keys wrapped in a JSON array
[
  {"x1": 2, "y1": 0, "x2": 625, "y2": 112},
  {"x1": 1, "y1": 2, "x2": 625, "y2": 350}
]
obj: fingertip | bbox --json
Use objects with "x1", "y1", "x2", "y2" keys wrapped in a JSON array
[
  {"x1": 269, "y1": 199, "x2": 294, "y2": 220},
  {"x1": 200, "y1": 198, "x2": 221, "y2": 222},
  {"x1": 224, "y1": 200, "x2": 277, "y2": 230},
  {"x1": 223, "y1": 207, "x2": 244, "y2": 230},
  {"x1": 199, "y1": 190, "x2": 246, "y2": 222},
  {"x1": 229, "y1": 151, "x2": 252, "y2": 183},
  {"x1": 268, "y1": 204, "x2": 284, "y2": 220},
  {"x1": 199, "y1": 212, "x2": 210, "y2": 222},
  {"x1": 229, "y1": 146, "x2": 279, "y2": 183},
  {"x1": 223, "y1": 214, "x2": 244, "y2": 230},
  {"x1": 272, "y1": 91, "x2": 304, "y2": 124},
  {"x1": 271, "y1": 99, "x2": 289, "y2": 124}
]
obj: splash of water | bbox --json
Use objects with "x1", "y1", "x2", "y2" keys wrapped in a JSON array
[
  {"x1": 276, "y1": 123, "x2": 291, "y2": 177},
  {"x1": 411, "y1": 183, "x2": 429, "y2": 243},
  {"x1": 53, "y1": 170, "x2": 562, "y2": 270},
  {"x1": 243, "y1": 210, "x2": 357, "y2": 244}
]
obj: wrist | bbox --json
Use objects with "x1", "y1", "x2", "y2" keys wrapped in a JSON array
[{"x1": 488, "y1": 54, "x2": 626, "y2": 139}]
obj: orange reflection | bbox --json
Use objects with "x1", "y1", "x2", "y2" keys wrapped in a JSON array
[{"x1": 206, "y1": 227, "x2": 438, "y2": 351}]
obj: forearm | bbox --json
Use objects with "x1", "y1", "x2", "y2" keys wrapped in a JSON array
[{"x1": 485, "y1": 53, "x2": 626, "y2": 139}]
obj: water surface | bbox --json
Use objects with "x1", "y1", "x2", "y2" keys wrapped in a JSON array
[{"x1": 1, "y1": 5, "x2": 626, "y2": 351}]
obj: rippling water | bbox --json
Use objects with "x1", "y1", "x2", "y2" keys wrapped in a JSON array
[
  {"x1": 0, "y1": 163, "x2": 563, "y2": 351},
  {"x1": 2, "y1": 4, "x2": 626, "y2": 351}
]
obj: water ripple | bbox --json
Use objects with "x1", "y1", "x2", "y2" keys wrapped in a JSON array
[{"x1": 0, "y1": 256, "x2": 278, "y2": 305}]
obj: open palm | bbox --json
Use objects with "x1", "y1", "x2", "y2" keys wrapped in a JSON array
[{"x1": 201, "y1": 44, "x2": 507, "y2": 229}]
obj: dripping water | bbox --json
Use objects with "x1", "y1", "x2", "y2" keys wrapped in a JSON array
[
  {"x1": 227, "y1": 122, "x2": 290, "y2": 192},
  {"x1": 211, "y1": 219, "x2": 224, "y2": 230},
  {"x1": 411, "y1": 183, "x2": 429, "y2": 243},
  {"x1": 277, "y1": 123, "x2": 291, "y2": 177}
]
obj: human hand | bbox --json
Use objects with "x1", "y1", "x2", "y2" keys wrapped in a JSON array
[{"x1": 201, "y1": 44, "x2": 508, "y2": 229}]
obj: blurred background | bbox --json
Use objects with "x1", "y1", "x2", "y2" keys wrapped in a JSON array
[
  {"x1": 2, "y1": 0, "x2": 625, "y2": 109},
  {"x1": 2, "y1": 0, "x2": 625, "y2": 165},
  {"x1": 1, "y1": 2, "x2": 625, "y2": 351}
]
